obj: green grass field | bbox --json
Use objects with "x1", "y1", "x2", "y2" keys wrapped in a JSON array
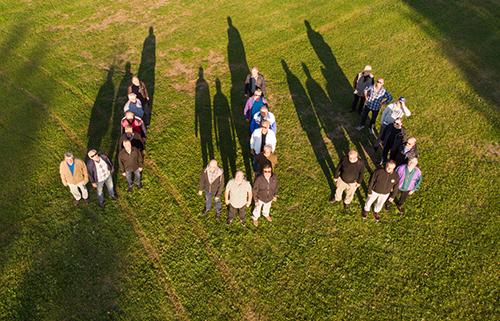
[{"x1": 0, "y1": 1, "x2": 499, "y2": 320}]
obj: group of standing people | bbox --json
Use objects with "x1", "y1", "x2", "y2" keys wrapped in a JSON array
[
  {"x1": 59, "y1": 75, "x2": 152, "y2": 207},
  {"x1": 332, "y1": 65, "x2": 422, "y2": 221},
  {"x1": 199, "y1": 67, "x2": 279, "y2": 227}
]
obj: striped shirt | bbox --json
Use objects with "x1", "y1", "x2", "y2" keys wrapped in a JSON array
[{"x1": 365, "y1": 86, "x2": 392, "y2": 111}]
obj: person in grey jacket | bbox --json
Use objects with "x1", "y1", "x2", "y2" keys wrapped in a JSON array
[
  {"x1": 198, "y1": 159, "x2": 224, "y2": 218},
  {"x1": 245, "y1": 67, "x2": 266, "y2": 97},
  {"x1": 350, "y1": 65, "x2": 374, "y2": 114}
]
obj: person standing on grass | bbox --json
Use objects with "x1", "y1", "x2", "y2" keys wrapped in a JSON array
[
  {"x1": 119, "y1": 125, "x2": 145, "y2": 152},
  {"x1": 350, "y1": 65, "x2": 374, "y2": 114},
  {"x1": 255, "y1": 144, "x2": 278, "y2": 175},
  {"x1": 224, "y1": 170, "x2": 252, "y2": 225},
  {"x1": 123, "y1": 93, "x2": 144, "y2": 119},
  {"x1": 250, "y1": 120, "x2": 277, "y2": 156},
  {"x1": 356, "y1": 78, "x2": 392, "y2": 134},
  {"x1": 386, "y1": 157, "x2": 422, "y2": 214},
  {"x1": 127, "y1": 76, "x2": 150, "y2": 126},
  {"x1": 252, "y1": 164, "x2": 278, "y2": 227},
  {"x1": 380, "y1": 118, "x2": 406, "y2": 166},
  {"x1": 245, "y1": 66, "x2": 266, "y2": 97},
  {"x1": 198, "y1": 159, "x2": 224, "y2": 219},
  {"x1": 243, "y1": 88, "x2": 268, "y2": 121},
  {"x1": 121, "y1": 111, "x2": 147, "y2": 137},
  {"x1": 363, "y1": 160, "x2": 399, "y2": 222},
  {"x1": 250, "y1": 105, "x2": 277, "y2": 133},
  {"x1": 59, "y1": 152, "x2": 89, "y2": 206},
  {"x1": 86, "y1": 149, "x2": 116, "y2": 208},
  {"x1": 331, "y1": 150, "x2": 365, "y2": 210},
  {"x1": 374, "y1": 96, "x2": 411, "y2": 149},
  {"x1": 118, "y1": 140, "x2": 143, "y2": 192},
  {"x1": 394, "y1": 137, "x2": 418, "y2": 166}
]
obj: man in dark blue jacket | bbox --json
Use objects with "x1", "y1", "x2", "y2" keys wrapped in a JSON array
[{"x1": 87, "y1": 150, "x2": 116, "y2": 207}]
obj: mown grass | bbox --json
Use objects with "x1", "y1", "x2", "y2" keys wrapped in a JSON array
[{"x1": 0, "y1": 0, "x2": 498, "y2": 320}]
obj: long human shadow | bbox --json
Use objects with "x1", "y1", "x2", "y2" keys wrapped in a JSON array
[
  {"x1": 403, "y1": 1, "x2": 499, "y2": 130},
  {"x1": 138, "y1": 26, "x2": 156, "y2": 126},
  {"x1": 227, "y1": 16, "x2": 252, "y2": 178},
  {"x1": 281, "y1": 60, "x2": 336, "y2": 196},
  {"x1": 194, "y1": 66, "x2": 214, "y2": 167},
  {"x1": 86, "y1": 66, "x2": 115, "y2": 151},
  {"x1": 213, "y1": 78, "x2": 237, "y2": 182}
]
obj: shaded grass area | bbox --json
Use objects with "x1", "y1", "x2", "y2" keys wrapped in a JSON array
[{"x1": 0, "y1": 0, "x2": 499, "y2": 320}]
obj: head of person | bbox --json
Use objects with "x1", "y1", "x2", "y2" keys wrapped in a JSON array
[
  {"x1": 260, "y1": 120, "x2": 270, "y2": 134},
  {"x1": 125, "y1": 125, "x2": 133, "y2": 134},
  {"x1": 376, "y1": 78, "x2": 384, "y2": 88},
  {"x1": 251, "y1": 67, "x2": 259, "y2": 78},
  {"x1": 385, "y1": 160, "x2": 396, "y2": 173},
  {"x1": 128, "y1": 93, "x2": 137, "y2": 103},
  {"x1": 348, "y1": 150, "x2": 359, "y2": 163},
  {"x1": 234, "y1": 170, "x2": 244, "y2": 183},
  {"x1": 208, "y1": 159, "x2": 218, "y2": 172},
  {"x1": 87, "y1": 149, "x2": 100, "y2": 161},
  {"x1": 260, "y1": 105, "x2": 269, "y2": 118},
  {"x1": 394, "y1": 118, "x2": 403, "y2": 129},
  {"x1": 132, "y1": 76, "x2": 140, "y2": 86},
  {"x1": 125, "y1": 111, "x2": 135, "y2": 120},
  {"x1": 397, "y1": 96, "x2": 406, "y2": 108},
  {"x1": 253, "y1": 88, "x2": 262, "y2": 98},
  {"x1": 408, "y1": 157, "x2": 418, "y2": 170},
  {"x1": 263, "y1": 144, "x2": 273, "y2": 156},
  {"x1": 362, "y1": 65, "x2": 372, "y2": 76},
  {"x1": 64, "y1": 152, "x2": 74, "y2": 164},
  {"x1": 262, "y1": 164, "x2": 272, "y2": 178},
  {"x1": 122, "y1": 140, "x2": 132, "y2": 151},
  {"x1": 406, "y1": 137, "x2": 417, "y2": 148}
]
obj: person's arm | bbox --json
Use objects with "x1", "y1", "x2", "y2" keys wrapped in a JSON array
[
  {"x1": 352, "y1": 74, "x2": 359, "y2": 89},
  {"x1": 123, "y1": 101, "x2": 130, "y2": 113},
  {"x1": 334, "y1": 158, "x2": 343, "y2": 179},
  {"x1": 260, "y1": 76, "x2": 266, "y2": 96},
  {"x1": 60, "y1": 164, "x2": 68, "y2": 186},
  {"x1": 224, "y1": 183, "x2": 230, "y2": 205},
  {"x1": 380, "y1": 106, "x2": 391, "y2": 125},
  {"x1": 142, "y1": 82, "x2": 150, "y2": 100},
  {"x1": 137, "y1": 99, "x2": 142, "y2": 108},
  {"x1": 140, "y1": 120, "x2": 147, "y2": 137},
  {"x1": 81, "y1": 161, "x2": 89, "y2": 184},
  {"x1": 367, "y1": 171, "x2": 377, "y2": 194},
  {"x1": 244, "y1": 74, "x2": 251, "y2": 96},
  {"x1": 199, "y1": 172, "x2": 205, "y2": 194},
  {"x1": 104, "y1": 155, "x2": 114, "y2": 173},
  {"x1": 252, "y1": 177, "x2": 259, "y2": 202},
  {"x1": 127, "y1": 85, "x2": 132, "y2": 95},
  {"x1": 356, "y1": 162, "x2": 365, "y2": 185},
  {"x1": 383, "y1": 91, "x2": 393, "y2": 105},
  {"x1": 215, "y1": 174, "x2": 224, "y2": 198},
  {"x1": 402, "y1": 104, "x2": 411, "y2": 117},
  {"x1": 118, "y1": 153, "x2": 125, "y2": 173},
  {"x1": 243, "y1": 98, "x2": 252, "y2": 119},
  {"x1": 87, "y1": 161, "x2": 96, "y2": 184},
  {"x1": 246, "y1": 183, "x2": 253, "y2": 206},
  {"x1": 249, "y1": 132, "x2": 255, "y2": 154},
  {"x1": 137, "y1": 150, "x2": 144, "y2": 169},
  {"x1": 413, "y1": 172, "x2": 422, "y2": 192}
]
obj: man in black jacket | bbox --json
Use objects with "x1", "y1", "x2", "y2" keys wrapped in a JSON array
[
  {"x1": 331, "y1": 150, "x2": 365, "y2": 210},
  {"x1": 119, "y1": 140, "x2": 144, "y2": 192},
  {"x1": 394, "y1": 137, "x2": 418, "y2": 166},
  {"x1": 380, "y1": 118, "x2": 405, "y2": 165},
  {"x1": 198, "y1": 159, "x2": 224, "y2": 218},
  {"x1": 363, "y1": 160, "x2": 399, "y2": 221},
  {"x1": 87, "y1": 149, "x2": 116, "y2": 207}
]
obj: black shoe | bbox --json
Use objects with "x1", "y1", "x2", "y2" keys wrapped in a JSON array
[
  {"x1": 127, "y1": 186, "x2": 133, "y2": 193},
  {"x1": 397, "y1": 204, "x2": 405, "y2": 215},
  {"x1": 362, "y1": 210, "x2": 368, "y2": 220},
  {"x1": 73, "y1": 199, "x2": 80, "y2": 206},
  {"x1": 99, "y1": 202, "x2": 105, "y2": 208},
  {"x1": 110, "y1": 195, "x2": 117, "y2": 200},
  {"x1": 373, "y1": 212, "x2": 380, "y2": 222},
  {"x1": 343, "y1": 203, "x2": 350, "y2": 211},
  {"x1": 385, "y1": 202, "x2": 392, "y2": 211},
  {"x1": 137, "y1": 183, "x2": 143, "y2": 190},
  {"x1": 83, "y1": 198, "x2": 90, "y2": 205}
]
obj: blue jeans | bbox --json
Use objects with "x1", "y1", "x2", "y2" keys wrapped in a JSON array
[
  {"x1": 205, "y1": 192, "x2": 221, "y2": 216},
  {"x1": 125, "y1": 169, "x2": 141, "y2": 187},
  {"x1": 96, "y1": 175, "x2": 115, "y2": 204}
]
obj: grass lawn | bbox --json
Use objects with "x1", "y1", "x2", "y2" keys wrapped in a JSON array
[{"x1": 0, "y1": 0, "x2": 498, "y2": 320}]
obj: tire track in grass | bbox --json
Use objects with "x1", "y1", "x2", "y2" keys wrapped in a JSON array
[
  {"x1": 1, "y1": 67, "x2": 260, "y2": 321},
  {"x1": 0, "y1": 69, "x2": 190, "y2": 321}
]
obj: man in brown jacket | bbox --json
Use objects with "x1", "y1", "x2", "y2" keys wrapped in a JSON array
[
  {"x1": 59, "y1": 152, "x2": 89, "y2": 205},
  {"x1": 119, "y1": 140, "x2": 143, "y2": 192},
  {"x1": 198, "y1": 159, "x2": 224, "y2": 218},
  {"x1": 252, "y1": 164, "x2": 278, "y2": 226}
]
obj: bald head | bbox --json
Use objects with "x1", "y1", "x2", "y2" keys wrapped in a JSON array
[{"x1": 348, "y1": 150, "x2": 359, "y2": 163}]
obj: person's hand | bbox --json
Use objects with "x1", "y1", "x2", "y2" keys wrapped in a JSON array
[
  {"x1": 333, "y1": 178, "x2": 338, "y2": 183},
  {"x1": 63, "y1": 183, "x2": 68, "y2": 187},
  {"x1": 246, "y1": 202, "x2": 251, "y2": 208},
  {"x1": 138, "y1": 167, "x2": 143, "y2": 172},
  {"x1": 198, "y1": 190, "x2": 203, "y2": 196},
  {"x1": 92, "y1": 183, "x2": 97, "y2": 188},
  {"x1": 355, "y1": 183, "x2": 360, "y2": 188},
  {"x1": 388, "y1": 197, "x2": 394, "y2": 203},
  {"x1": 272, "y1": 196, "x2": 277, "y2": 202},
  {"x1": 214, "y1": 197, "x2": 220, "y2": 202},
  {"x1": 409, "y1": 190, "x2": 414, "y2": 195},
  {"x1": 225, "y1": 199, "x2": 229, "y2": 205},
  {"x1": 122, "y1": 172, "x2": 126, "y2": 177},
  {"x1": 250, "y1": 149, "x2": 255, "y2": 156}
]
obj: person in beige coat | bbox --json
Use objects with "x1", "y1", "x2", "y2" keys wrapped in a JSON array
[{"x1": 59, "y1": 152, "x2": 89, "y2": 205}]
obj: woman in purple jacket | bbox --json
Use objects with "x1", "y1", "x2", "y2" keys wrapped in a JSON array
[{"x1": 388, "y1": 157, "x2": 422, "y2": 214}]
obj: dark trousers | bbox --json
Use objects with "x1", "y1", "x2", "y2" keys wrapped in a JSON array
[
  {"x1": 397, "y1": 190, "x2": 411, "y2": 206},
  {"x1": 359, "y1": 106, "x2": 380, "y2": 128},
  {"x1": 142, "y1": 100, "x2": 152, "y2": 127},
  {"x1": 228, "y1": 205, "x2": 246, "y2": 223},
  {"x1": 351, "y1": 95, "x2": 365, "y2": 114}
]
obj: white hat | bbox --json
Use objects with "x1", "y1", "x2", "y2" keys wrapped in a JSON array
[{"x1": 363, "y1": 65, "x2": 372, "y2": 72}]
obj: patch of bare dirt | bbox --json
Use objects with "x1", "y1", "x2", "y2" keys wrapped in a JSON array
[{"x1": 86, "y1": 9, "x2": 128, "y2": 31}]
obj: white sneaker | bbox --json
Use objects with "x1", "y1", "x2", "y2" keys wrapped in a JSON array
[{"x1": 356, "y1": 125, "x2": 364, "y2": 131}]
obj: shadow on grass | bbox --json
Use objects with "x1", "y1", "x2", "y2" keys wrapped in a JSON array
[
  {"x1": 213, "y1": 78, "x2": 237, "y2": 182},
  {"x1": 138, "y1": 26, "x2": 156, "y2": 125},
  {"x1": 227, "y1": 16, "x2": 252, "y2": 179},
  {"x1": 281, "y1": 59, "x2": 336, "y2": 196},
  {"x1": 86, "y1": 66, "x2": 115, "y2": 152},
  {"x1": 194, "y1": 66, "x2": 214, "y2": 167},
  {"x1": 402, "y1": 0, "x2": 500, "y2": 130}
]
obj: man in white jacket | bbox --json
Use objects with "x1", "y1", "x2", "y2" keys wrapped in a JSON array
[{"x1": 250, "y1": 120, "x2": 276, "y2": 156}]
